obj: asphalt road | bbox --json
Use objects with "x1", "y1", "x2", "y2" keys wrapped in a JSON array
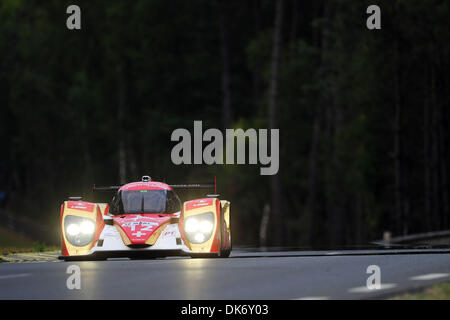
[{"x1": 0, "y1": 249, "x2": 449, "y2": 299}]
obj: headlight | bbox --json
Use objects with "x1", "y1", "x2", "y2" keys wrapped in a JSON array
[
  {"x1": 80, "y1": 220, "x2": 95, "y2": 234},
  {"x1": 185, "y1": 217, "x2": 199, "y2": 233},
  {"x1": 199, "y1": 220, "x2": 213, "y2": 233},
  {"x1": 64, "y1": 215, "x2": 96, "y2": 246},
  {"x1": 66, "y1": 223, "x2": 80, "y2": 236},
  {"x1": 183, "y1": 212, "x2": 215, "y2": 244}
]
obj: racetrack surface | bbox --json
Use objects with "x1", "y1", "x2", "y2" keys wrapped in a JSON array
[{"x1": 0, "y1": 249, "x2": 449, "y2": 299}]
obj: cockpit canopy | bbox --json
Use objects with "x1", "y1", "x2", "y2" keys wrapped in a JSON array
[{"x1": 110, "y1": 189, "x2": 181, "y2": 214}]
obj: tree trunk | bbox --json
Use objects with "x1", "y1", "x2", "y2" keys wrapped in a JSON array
[
  {"x1": 393, "y1": 40, "x2": 404, "y2": 235},
  {"x1": 290, "y1": 0, "x2": 298, "y2": 43},
  {"x1": 424, "y1": 62, "x2": 432, "y2": 230},
  {"x1": 430, "y1": 57, "x2": 441, "y2": 230},
  {"x1": 438, "y1": 85, "x2": 449, "y2": 229},
  {"x1": 117, "y1": 65, "x2": 127, "y2": 185},
  {"x1": 259, "y1": 203, "x2": 270, "y2": 247},
  {"x1": 330, "y1": 96, "x2": 344, "y2": 244},
  {"x1": 318, "y1": 0, "x2": 345, "y2": 246},
  {"x1": 439, "y1": 106, "x2": 449, "y2": 229},
  {"x1": 306, "y1": 112, "x2": 320, "y2": 245},
  {"x1": 219, "y1": 0, "x2": 232, "y2": 129},
  {"x1": 252, "y1": 0, "x2": 261, "y2": 112},
  {"x1": 127, "y1": 137, "x2": 138, "y2": 181},
  {"x1": 306, "y1": 0, "x2": 330, "y2": 243},
  {"x1": 268, "y1": 0, "x2": 284, "y2": 246}
]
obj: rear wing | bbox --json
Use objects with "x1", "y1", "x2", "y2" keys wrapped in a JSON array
[
  {"x1": 170, "y1": 176, "x2": 217, "y2": 193},
  {"x1": 93, "y1": 176, "x2": 217, "y2": 193},
  {"x1": 93, "y1": 185, "x2": 121, "y2": 192}
]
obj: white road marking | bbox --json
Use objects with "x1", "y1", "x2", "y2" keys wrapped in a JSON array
[
  {"x1": 0, "y1": 273, "x2": 31, "y2": 280},
  {"x1": 409, "y1": 273, "x2": 449, "y2": 281},
  {"x1": 294, "y1": 296, "x2": 329, "y2": 300},
  {"x1": 348, "y1": 283, "x2": 397, "y2": 293}
]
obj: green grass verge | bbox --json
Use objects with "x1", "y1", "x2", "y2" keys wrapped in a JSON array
[
  {"x1": 0, "y1": 225, "x2": 58, "y2": 256},
  {"x1": 1, "y1": 245, "x2": 60, "y2": 256},
  {"x1": 392, "y1": 282, "x2": 450, "y2": 300},
  {"x1": 0, "y1": 226, "x2": 33, "y2": 249}
]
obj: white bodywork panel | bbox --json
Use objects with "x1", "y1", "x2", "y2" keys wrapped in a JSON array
[{"x1": 87, "y1": 214, "x2": 192, "y2": 254}]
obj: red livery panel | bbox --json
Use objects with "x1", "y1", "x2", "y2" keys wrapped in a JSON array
[
  {"x1": 119, "y1": 182, "x2": 172, "y2": 191},
  {"x1": 113, "y1": 214, "x2": 171, "y2": 244}
]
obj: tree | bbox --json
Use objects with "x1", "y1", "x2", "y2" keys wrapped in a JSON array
[
  {"x1": 219, "y1": 0, "x2": 233, "y2": 129},
  {"x1": 268, "y1": 0, "x2": 285, "y2": 245}
]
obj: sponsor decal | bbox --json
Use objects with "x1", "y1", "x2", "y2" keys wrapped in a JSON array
[
  {"x1": 185, "y1": 198, "x2": 213, "y2": 211},
  {"x1": 113, "y1": 214, "x2": 170, "y2": 243},
  {"x1": 162, "y1": 230, "x2": 176, "y2": 237},
  {"x1": 67, "y1": 201, "x2": 95, "y2": 212}
]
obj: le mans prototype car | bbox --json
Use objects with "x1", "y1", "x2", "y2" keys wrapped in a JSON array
[{"x1": 59, "y1": 176, "x2": 231, "y2": 260}]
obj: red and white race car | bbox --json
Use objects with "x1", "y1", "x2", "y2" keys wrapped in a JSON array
[{"x1": 59, "y1": 176, "x2": 231, "y2": 260}]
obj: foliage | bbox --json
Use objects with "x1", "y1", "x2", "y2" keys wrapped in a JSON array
[{"x1": 0, "y1": 0, "x2": 449, "y2": 246}]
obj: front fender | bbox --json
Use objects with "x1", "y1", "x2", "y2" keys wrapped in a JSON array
[
  {"x1": 60, "y1": 201, "x2": 105, "y2": 256},
  {"x1": 179, "y1": 198, "x2": 221, "y2": 254}
]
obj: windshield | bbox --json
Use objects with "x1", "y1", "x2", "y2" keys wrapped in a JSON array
[{"x1": 111, "y1": 190, "x2": 181, "y2": 214}]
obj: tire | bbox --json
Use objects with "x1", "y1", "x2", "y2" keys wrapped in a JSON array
[
  {"x1": 189, "y1": 209, "x2": 231, "y2": 259},
  {"x1": 219, "y1": 210, "x2": 231, "y2": 258},
  {"x1": 220, "y1": 248, "x2": 231, "y2": 258},
  {"x1": 190, "y1": 253, "x2": 220, "y2": 259}
]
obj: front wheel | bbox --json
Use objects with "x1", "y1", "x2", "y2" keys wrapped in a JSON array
[
  {"x1": 219, "y1": 210, "x2": 232, "y2": 258},
  {"x1": 219, "y1": 248, "x2": 231, "y2": 258},
  {"x1": 189, "y1": 253, "x2": 220, "y2": 259},
  {"x1": 189, "y1": 208, "x2": 232, "y2": 259}
]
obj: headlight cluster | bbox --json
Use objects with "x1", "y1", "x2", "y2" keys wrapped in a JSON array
[
  {"x1": 64, "y1": 215, "x2": 96, "y2": 246},
  {"x1": 183, "y1": 212, "x2": 215, "y2": 244}
]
